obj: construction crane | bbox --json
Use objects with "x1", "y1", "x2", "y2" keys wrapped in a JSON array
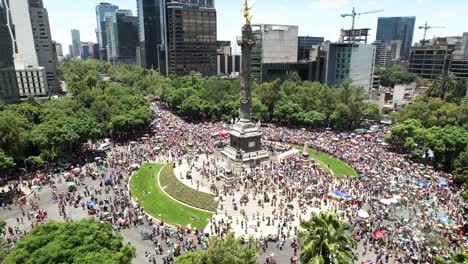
[
  {"x1": 419, "y1": 22, "x2": 446, "y2": 43},
  {"x1": 341, "y1": 7, "x2": 384, "y2": 31}
]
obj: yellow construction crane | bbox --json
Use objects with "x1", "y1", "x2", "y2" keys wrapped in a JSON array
[
  {"x1": 419, "y1": 22, "x2": 446, "y2": 43},
  {"x1": 341, "y1": 7, "x2": 384, "y2": 31}
]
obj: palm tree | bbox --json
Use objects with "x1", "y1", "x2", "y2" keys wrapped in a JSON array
[
  {"x1": 299, "y1": 212, "x2": 355, "y2": 264},
  {"x1": 427, "y1": 72, "x2": 458, "y2": 100}
]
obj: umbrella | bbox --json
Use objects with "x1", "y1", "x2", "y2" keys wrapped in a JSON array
[
  {"x1": 94, "y1": 157, "x2": 101, "y2": 161},
  {"x1": 63, "y1": 172, "x2": 71, "y2": 177},
  {"x1": 72, "y1": 168, "x2": 80, "y2": 173},
  {"x1": 393, "y1": 167, "x2": 402, "y2": 172},
  {"x1": 358, "y1": 209, "x2": 370, "y2": 218},
  {"x1": 437, "y1": 179, "x2": 448, "y2": 186},
  {"x1": 219, "y1": 130, "x2": 230, "y2": 138},
  {"x1": 417, "y1": 181, "x2": 429, "y2": 188},
  {"x1": 66, "y1": 182, "x2": 76, "y2": 186},
  {"x1": 438, "y1": 216, "x2": 450, "y2": 224},
  {"x1": 379, "y1": 199, "x2": 391, "y2": 205},
  {"x1": 86, "y1": 201, "x2": 97, "y2": 207},
  {"x1": 373, "y1": 231, "x2": 386, "y2": 239},
  {"x1": 388, "y1": 198, "x2": 398, "y2": 204}
]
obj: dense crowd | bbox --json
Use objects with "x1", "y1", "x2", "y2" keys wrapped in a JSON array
[{"x1": 1, "y1": 100, "x2": 467, "y2": 264}]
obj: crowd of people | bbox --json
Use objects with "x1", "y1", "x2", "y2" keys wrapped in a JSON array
[{"x1": 1, "y1": 99, "x2": 467, "y2": 264}]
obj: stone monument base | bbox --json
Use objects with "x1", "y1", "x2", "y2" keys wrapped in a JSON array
[{"x1": 220, "y1": 121, "x2": 269, "y2": 166}]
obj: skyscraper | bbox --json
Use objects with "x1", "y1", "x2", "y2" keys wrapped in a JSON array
[
  {"x1": 114, "y1": 11, "x2": 139, "y2": 64},
  {"x1": 166, "y1": 0, "x2": 217, "y2": 76},
  {"x1": 324, "y1": 42, "x2": 376, "y2": 94},
  {"x1": 376, "y1": 17, "x2": 416, "y2": 60},
  {"x1": 96, "y1": 2, "x2": 119, "y2": 61},
  {"x1": 137, "y1": 0, "x2": 217, "y2": 76},
  {"x1": 3, "y1": 0, "x2": 49, "y2": 98},
  {"x1": 71, "y1": 29, "x2": 81, "y2": 59},
  {"x1": 28, "y1": 0, "x2": 59, "y2": 92},
  {"x1": 137, "y1": 0, "x2": 166, "y2": 72},
  {"x1": 0, "y1": 0, "x2": 19, "y2": 103}
]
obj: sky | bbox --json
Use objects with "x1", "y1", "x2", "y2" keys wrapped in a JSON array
[{"x1": 43, "y1": 0, "x2": 468, "y2": 56}]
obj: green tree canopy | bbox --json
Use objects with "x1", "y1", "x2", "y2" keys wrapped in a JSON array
[
  {"x1": 3, "y1": 220, "x2": 135, "y2": 264},
  {"x1": 174, "y1": 232, "x2": 260, "y2": 264},
  {"x1": 299, "y1": 212, "x2": 355, "y2": 264}
]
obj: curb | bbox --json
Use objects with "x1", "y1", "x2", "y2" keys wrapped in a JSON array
[
  {"x1": 157, "y1": 165, "x2": 215, "y2": 214},
  {"x1": 128, "y1": 164, "x2": 178, "y2": 231}
]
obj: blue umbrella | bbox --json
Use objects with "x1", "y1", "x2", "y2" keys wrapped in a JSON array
[
  {"x1": 416, "y1": 181, "x2": 429, "y2": 188},
  {"x1": 438, "y1": 216, "x2": 450, "y2": 224},
  {"x1": 86, "y1": 201, "x2": 97, "y2": 207},
  {"x1": 437, "y1": 179, "x2": 448, "y2": 186}
]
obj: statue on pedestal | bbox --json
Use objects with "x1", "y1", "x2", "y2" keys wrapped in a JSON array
[{"x1": 302, "y1": 142, "x2": 310, "y2": 158}]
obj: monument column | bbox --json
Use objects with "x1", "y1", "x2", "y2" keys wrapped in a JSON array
[{"x1": 239, "y1": 26, "x2": 255, "y2": 123}]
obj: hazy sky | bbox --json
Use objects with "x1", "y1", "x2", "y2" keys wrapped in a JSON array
[{"x1": 43, "y1": 0, "x2": 468, "y2": 55}]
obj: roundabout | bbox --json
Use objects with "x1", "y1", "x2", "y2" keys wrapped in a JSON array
[{"x1": 130, "y1": 163, "x2": 213, "y2": 230}]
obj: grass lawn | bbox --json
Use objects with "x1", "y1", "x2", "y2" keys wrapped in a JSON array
[
  {"x1": 294, "y1": 145, "x2": 358, "y2": 178},
  {"x1": 159, "y1": 163, "x2": 218, "y2": 212},
  {"x1": 130, "y1": 163, "x2": 212, "y2": 229}
]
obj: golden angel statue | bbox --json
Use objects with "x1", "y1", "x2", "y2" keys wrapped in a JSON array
[{"x1": 243, "y1": 0, "x2": 256, "y2": 26}]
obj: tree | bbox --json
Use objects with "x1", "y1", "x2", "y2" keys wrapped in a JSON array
[
  {"x1": 299, "y1": 212, "x2": 355, "y2": 264},
  {"x1": 3, "y1": 220, "x2": 135, "y2": 264},
  {"x1": 0, "y1": 149, "x2": 15, "y2": 177},
  {"x1": 257, "y1": 80, "x2": 281, "y2": 120},
  {"x1": 427, "y1": 72, "x2": 458, "y2": 101},
  {"x1": 174, "y1": 232, "x2": 260, "y2": 264},
  {"x1": 375, "y1": 65, "x2": 419, "y2": 87}
]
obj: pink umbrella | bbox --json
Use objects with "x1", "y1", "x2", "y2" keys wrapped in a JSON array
[
  {"x1": 219, "y1": 131, "x2": 230, "y2": 138},
  {"x1": 373, "y1": 230, "x2": 386, "y2": 239}
]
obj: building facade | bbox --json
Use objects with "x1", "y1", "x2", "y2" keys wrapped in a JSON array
[
  {"x1": 298, "y1": 36, "x2": 324, "y2": 61},
  {"x1": 137, "y1": 0, "x2": 166, "y2": 72},
  {"x1": 166, "y1": 0, "x2": 217, "y2": 76},
  {"x1": 374, "y1": 40, "x2": 401, "y2": 68},
  {"x1": 29, "y1": 0, "x2": 58, "y2": 92},
  {"x1": 16, "y1": 67, "x2": 48, "y2": 97},
  {"x1": 3, "y1": 0, "x2": 50, "y2": 98},
  {"x1": 0, "y1": 0, "x2": 19, "y2": 103},
  {"x1": 249, "y1": 24, "x2": 299, "y2": 83},
  {"x1": 408, "y1": 44, "x2": 452, "y2": 80},
  {"x1": 217, "y1": 54, "x2": 241, "y2": 76},
  {"x1": 325, "y1": 42, "x2": 376, "y2": 93},
  {"x1": 137, "y1": 0, "x2": 217, "y2": 76},
  {"x1": 71, "y1": 29, "x2": 81, "y2": 59},
  {"x1": 376, "y1": 17, "x2": 416, "y2": 60},
  {"x1": 113, "y1": 11, "x2": 139, "y2": 64},
  {"x1": 96, "y1": 3, "x2": 119, "y2": 61}
]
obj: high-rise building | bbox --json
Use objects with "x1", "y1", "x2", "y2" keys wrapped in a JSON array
[
  {"x1": 373, "y1": 40, "x2": 401, "y2": 68},
  {"x1": 68, "y1": 45, "x2": 73, "y2": 58},
  {"x1": 376, "y1": 17, "x2": 416, "y2": 60},
  {"x1": 28, "y1": 0, "x2": 58, "y2": 92},
  {"x1": 298, "y1": 36, "x2": 324, "y2": 61},
  {"x1": 96, "y1": 3, "x2": 119, "y2": 61},
  {"x1": 92, "y1": 43, "x2": 100, "y2": 59},
  {"x1": 166, "y1": 0, "x2": 217, "y2": 76},
  {"x1": 81, "y1": 45, "x2": 90, "y2": 60},
  {"x1": 249, "y1": 24, "x2": 299, "y2": 83},
  {"x1": 137, "y1": 0, "x2": 165, "y2": 71},
  {"x1": 71, "y1": 29, "x2": 81, "y2": 59},
  {"x1": 137, "y1": 0, "x2": 217, "y2": 76},
  {"x1": 0, "y1": 0, "x2": 19, "y2": 103},
  {"x1": 324, "y1": 42, "x2": 376, "y2": 94},
  {"x1": 54, "y1": 42, "x2": 63, "y2": 57},
  {"x1": 107, "y1": 10, "x2": 139, "y2": 64},
  {"x1": 409, "y1": 35, "x2": 468, "y2": 80},
  {"x1": 3, "y1": 0, "x2": 48, "y2": 98}
]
